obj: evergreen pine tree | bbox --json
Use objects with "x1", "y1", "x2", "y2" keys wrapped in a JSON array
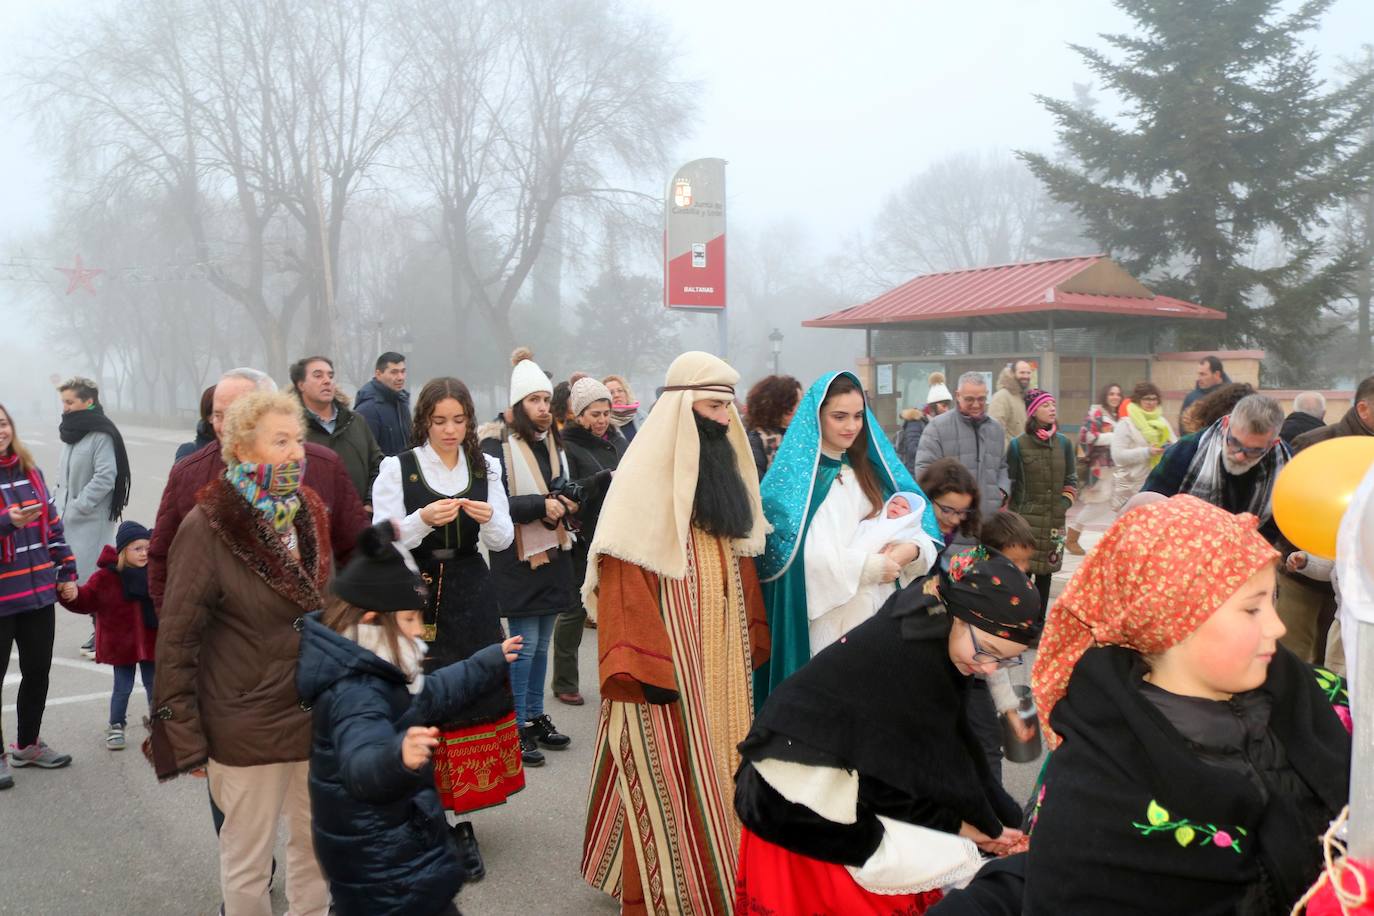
[{"x1": 1019, "y1": 0, "x2": 1374, "y2": 375}]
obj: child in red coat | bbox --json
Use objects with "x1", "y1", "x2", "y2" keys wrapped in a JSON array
[{"x1": 58, "y1": 521, "x2": 157, "y2": 750}]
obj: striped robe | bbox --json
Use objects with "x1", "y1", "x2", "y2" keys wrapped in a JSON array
[{"x1": 581, "y1": 529, "x2": 769, "y2": 915}]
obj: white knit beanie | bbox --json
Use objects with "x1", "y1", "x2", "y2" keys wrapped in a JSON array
[
  {"x1": 570, "y1": 377, "x2": 613, "y2": 418},
  {"x1": 925, "y1": 370, "x2": 953, "y2": 405},
  {"x1": 509, "y1": 347, "x2": 552, "y2": 407}
]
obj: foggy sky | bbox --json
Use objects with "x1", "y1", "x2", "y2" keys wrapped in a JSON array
[{"x1": 1, "y1": 0, "x2": 1370, "y2": 333}]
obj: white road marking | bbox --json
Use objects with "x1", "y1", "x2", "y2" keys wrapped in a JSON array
[
  {"x1": 4, "y1": 652, "x2": 117, "y2": 710},
  {"x1": 4, "y1": 690, "x2": 114, "y2": 713},
  {"x1": 9, "y1": 652, "x2": 111, "y2": 677}
]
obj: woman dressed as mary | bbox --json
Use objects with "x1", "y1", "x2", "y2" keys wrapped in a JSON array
[{"x1": 755, "y1": 371, "x2": 943, "y2": 709}]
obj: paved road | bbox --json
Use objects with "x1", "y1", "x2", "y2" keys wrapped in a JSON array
[{"x1": 2, "y1": 419, "x2": 1053, "y2": 914}]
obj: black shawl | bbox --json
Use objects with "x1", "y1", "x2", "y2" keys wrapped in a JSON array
[
  {"x1": 1024, "y1": 645, "x2": 1349, "y2": 915},
  {"x1": 739, "y1": 585, "x2": 1023, "y2": 844},
  {"x1": 58, "y1": 404, "x2": 131, "y2": 521}
]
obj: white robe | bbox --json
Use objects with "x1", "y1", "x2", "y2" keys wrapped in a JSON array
[{"x1": 803, "y1": 471, "x2": 936, "y2": 655}]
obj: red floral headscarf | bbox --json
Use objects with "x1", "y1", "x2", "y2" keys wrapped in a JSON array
[{"x1": 1032, "y1": 494, "x2": 1278, "y2": 749}]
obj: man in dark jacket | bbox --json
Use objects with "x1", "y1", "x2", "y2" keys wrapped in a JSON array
[
  {"x1": 353, "y1": 351, "x2": 412, "y2": 457},
  {"x1": 1292, "y1": 374, "x2": 1374, "y2": 453},
  {"x1": 291, "y1": 356, "x2": 384, "y2": 507},
  {"x1": 1178, "y1": 355, "x2": 1230, "y2": 426},
  {"x1": 1280, "y1": 391, "x2": 1327, "y2": 446},
  {"x1": 1144, "y1": 394, "x2": 1286, "y2": 543},
  {"x1": 1276, "y1": 375, "x2": 1374, "y2": 664},
  {"x1": 148, "y1": 368, "x2": 369, "y2": 609}
]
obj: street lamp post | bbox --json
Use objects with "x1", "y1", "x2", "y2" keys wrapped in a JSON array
[{"x1": 769, "y1": 327, "x2": 784, "y2": 375}]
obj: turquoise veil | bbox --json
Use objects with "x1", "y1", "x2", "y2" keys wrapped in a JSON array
[
  {"x1": 758, "y1": 371, "x2": 943, "y2": 582},
  {"x1": 753, "y1": 371, "x2": 944, "y2": 710}
]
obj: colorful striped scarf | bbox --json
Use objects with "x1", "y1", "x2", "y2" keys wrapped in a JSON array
[{"x1": 224, "y1": 459, "x2": 305, "y2": 533}]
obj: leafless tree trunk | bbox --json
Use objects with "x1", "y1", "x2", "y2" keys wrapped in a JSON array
[
  {"x1": 26, "y1": 0, "x2": 404, "y2": 380},
  {"x1": 395, "y1": 0, "x2": 694, "y2": 356}
]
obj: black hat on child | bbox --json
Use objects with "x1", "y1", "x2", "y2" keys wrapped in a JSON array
[
  {"x1": 116, "y1": 521, "x2": 151, "y2": 554},
  {"x1": 330, "y1": 522, "x2": 428, "y2": 611}
]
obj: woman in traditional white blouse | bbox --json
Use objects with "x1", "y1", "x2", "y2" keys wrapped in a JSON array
[{"x1": 369, "y1": 376, "x2": 516, "y2": 882}]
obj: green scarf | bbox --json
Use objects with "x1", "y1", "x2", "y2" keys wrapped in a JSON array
[
  {"x1": 1127, "y1": 403, "x2": 1171, "y2": 468},
  {"x1": 225, "y1": 459, "x2": 305, "y2": 533}
]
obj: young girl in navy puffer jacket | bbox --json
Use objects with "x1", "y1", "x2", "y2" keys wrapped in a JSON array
[{"x1": 295, "y1": 523, "x2": 520, "y2": 916}]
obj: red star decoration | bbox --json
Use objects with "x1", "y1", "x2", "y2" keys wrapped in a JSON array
[{"x1": 55, "y1": 255, "x2": 103, "y2": 295}]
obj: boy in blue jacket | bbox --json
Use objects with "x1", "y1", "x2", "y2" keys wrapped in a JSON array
[{"x1": 297, "y1": 522, "x2": 520, "y2": 916}]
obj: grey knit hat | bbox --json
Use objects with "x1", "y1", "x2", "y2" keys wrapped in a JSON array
[{"x1": 570, "y1": 377, "x2": 614, "y2": 418}]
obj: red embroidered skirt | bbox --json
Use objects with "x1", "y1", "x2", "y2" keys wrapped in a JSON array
[
  {"x1": 735, "y1": 827, "x2": 942, "y2": 916},
  {"x1": 432, "y1": 712, "x2": 525, "y2": 813}
]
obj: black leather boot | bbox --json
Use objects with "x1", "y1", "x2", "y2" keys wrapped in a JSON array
[
  {"x1": 518, "y1": 723, "x2": 546, "y2": 766},
  {"x1": 451, "y1": 821, "x2": 486, "y2": 882},
  {"x1": 528, "y1": 714, "x2": 572, "y2": 750}
]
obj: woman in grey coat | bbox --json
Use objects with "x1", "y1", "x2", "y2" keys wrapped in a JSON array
[{"x1": 53, "y1": 379, "x2": 130, "y2": 580}]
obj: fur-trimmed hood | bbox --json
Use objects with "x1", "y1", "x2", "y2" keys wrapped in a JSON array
[
  {"x1": 996, "y1": 365, "x2": 1021, "y2": 394},
  {"x1": 477, "y1": 416, "x2": 509, "y2": 444}
]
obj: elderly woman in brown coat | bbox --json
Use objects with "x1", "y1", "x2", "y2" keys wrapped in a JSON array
[{"x1": 151, "y1": 391, "x2": 331, "y2": 916}]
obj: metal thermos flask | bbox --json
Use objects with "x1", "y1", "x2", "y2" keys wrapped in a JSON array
[{"x1": 1001, "y1": 684, "x2": 1042, "y2": 763}]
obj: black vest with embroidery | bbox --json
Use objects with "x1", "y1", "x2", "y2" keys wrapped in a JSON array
[{"x1": 397, "y1": 449, "x2": 485, "y2": 563}]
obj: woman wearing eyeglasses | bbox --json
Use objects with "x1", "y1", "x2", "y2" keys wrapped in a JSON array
[
  {"x1": 918, "y1": 458, "x2": 983, "y2": 546},
  {"x1": 1111, "y1": 381, "x2": 1177, "y2": 512},
  {"x1": 734, "y1": 548, "x2": 1041, "y2": 915}
]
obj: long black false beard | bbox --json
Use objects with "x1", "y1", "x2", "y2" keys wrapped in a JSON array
[{"x1": 691, "y1": 411, "x2": 754, "y2": 540}]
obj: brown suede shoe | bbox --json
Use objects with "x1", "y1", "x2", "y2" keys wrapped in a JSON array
[{"x1": 556, "y1": 692, "x2": 585, "y2": 706}]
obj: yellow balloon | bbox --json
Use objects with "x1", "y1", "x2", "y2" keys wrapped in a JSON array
[{"x1": 1272, "y1": 436, "x2": 1374, "y2": 558}]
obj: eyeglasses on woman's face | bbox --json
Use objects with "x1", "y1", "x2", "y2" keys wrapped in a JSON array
[
  {"x1": 969, "y1": 627, "x2": 1022, "y2": 670},
  {"x1": 935, "y1": 501, "x2": 975, "y2": 521}
]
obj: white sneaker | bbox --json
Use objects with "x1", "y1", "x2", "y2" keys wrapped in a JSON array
[{"x1": 104, "y1": 725, "x2": 126, "y2": 751}]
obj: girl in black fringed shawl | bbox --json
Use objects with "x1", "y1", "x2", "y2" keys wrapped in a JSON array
[
  {"x1": 733, "y1": 548, "x2": 1042, "y2": 915},
  {"x1": 929, "y1": 495, "x2": 1351, "y2": 916}
]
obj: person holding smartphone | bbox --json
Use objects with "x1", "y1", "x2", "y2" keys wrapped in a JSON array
[{"x1": 0, "y1": 403, "x2": 79, "y2": 785}]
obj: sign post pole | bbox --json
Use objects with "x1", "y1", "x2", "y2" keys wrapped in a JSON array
[{"x1": 664, "y1": 158, "x2": 728, "y2": 354}]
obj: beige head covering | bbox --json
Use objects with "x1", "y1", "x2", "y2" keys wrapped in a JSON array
[
  {"x1": 570, "y1": 377, "x2": 614, "y2": 418},
  {"x1": 582, "y1": 351, "x2": 768, "y2": 616}
]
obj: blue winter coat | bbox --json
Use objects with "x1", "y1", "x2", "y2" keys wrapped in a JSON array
[
  {"x1": 296, "y1": 613, "x2": 507, "y2": 916},
  {"x1": 353, "y1": 379, "x2": 413, "y2": 457}
]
